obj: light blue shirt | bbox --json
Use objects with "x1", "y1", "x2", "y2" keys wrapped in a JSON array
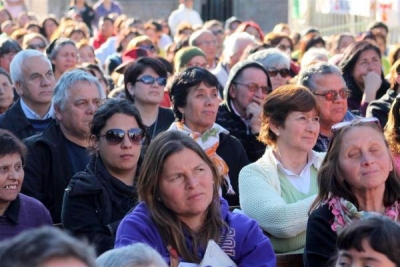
[{"x1": 20, "y1": 98, "x2": 54, "y2": 120}]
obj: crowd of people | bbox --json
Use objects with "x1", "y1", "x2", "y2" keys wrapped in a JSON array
[{"x1": 0, "y1": 0, "x2": 399, "y2": 266}]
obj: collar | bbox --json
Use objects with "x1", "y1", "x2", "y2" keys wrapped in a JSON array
[
  {"x1": 20, "y1": 98, "x2": 54, "y2": 120},
  {"x1": 229, "y1": 100, "x2": 247, "y2": 123},
  {"x1": 272, "y1": 149, "x2": 318, "y2": 175},
  {"x1": 2, "y1": 194, "x2": 20, "y2": 224}
]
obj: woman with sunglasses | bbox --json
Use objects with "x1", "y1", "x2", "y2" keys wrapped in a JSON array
[
  {"x1": 239, "y1": 85, "x2": 324, "y2": 254},
  {"x1": 168, "y1": 67, "x2": 249, "y2": 207},
  {"x1": 248, "y1": 48, "x2": 291, "y2": 91},
  {"x1": 304, "y1": 117, "x2": 400, "y2": 266},
  {"x1": 62, "y1": 98, "x2": 149, "y2": 255},
  {"x1": 124, "y1": 57, "x2": 174, "y2": 141}
]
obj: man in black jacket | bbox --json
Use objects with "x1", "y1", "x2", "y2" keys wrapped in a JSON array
[
  {"x1": 21, "y1": 70, "x2": 106, "y2": 223},
  {"x1": 0, "y1": 50, "x2": 55, "y2": 140}
]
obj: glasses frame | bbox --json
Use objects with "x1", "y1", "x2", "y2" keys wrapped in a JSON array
[
  {"x1": 99, "y1": 128, "x2": 144, "y2": 146},
  {"x1": 267, "y1": 68, "x2": 290, "y2": 78},
  {"x1": 313, "y1": 88, "x2": 351, "y2": 102},
  {"x1": 136, "y1": 75, "x2": 167, "y2": 86},
  {"x1": 233, "y1": 81, "x2": 272, "y2": 94}
]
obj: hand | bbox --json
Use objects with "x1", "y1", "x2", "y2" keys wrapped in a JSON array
[
  {"x1": 362, "y1": 71, "x2": 382, "y2": 103},
  {"x1": 246, "y1": 96, "x2": 263, "y2": 134}
]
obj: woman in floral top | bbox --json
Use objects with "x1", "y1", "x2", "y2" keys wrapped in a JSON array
[{"x1": 304, "y1": 117, "x2": 400, "y2": 267}]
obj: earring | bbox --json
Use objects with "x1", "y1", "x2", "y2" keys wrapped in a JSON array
[
  {"x1": 276, "y1": 132, "x2": 280, "y2": 136},
  {"x1": 181, "y1": 113, "x2": 185, "y2": 124}
]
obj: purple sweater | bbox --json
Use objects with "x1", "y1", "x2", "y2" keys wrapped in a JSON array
[
  {"x1": 0, "y1": 193, "x2": 53, "y2": 241},
  {"x1": 115, "y1": 198, "x2": 276, "y2": 266}
]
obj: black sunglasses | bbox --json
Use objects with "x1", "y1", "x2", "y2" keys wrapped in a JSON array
[
  {"x1": 99, "y1": 128, "x2": 144, "y2": 145},
  {"x1": 27, "y1": 43, "x2": 46, "y2": 50},
  {"x1": 136, "y1": 75, "x2": 167, "y2": 86},
  {"x1": 267, "y1": 68, "x2": 290, "y2": 78}
]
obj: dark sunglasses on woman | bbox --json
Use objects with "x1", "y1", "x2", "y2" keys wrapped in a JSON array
[
  {"x1": 99, "y1": 128, "x2": 144, "y2": 145},
  {"x1": 136, "y1": 75, "x2": 167, "y2": 86},
  {"x1": 267, "y1": 68, "x2": 290, "y2": 78}
]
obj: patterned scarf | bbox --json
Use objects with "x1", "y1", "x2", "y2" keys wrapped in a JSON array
[
  {"x1": 326, "y1": 195, "x2": 399, "y2": 233},
  {"x1": 168, "y1": 122, "x2": 234, "y2": 194}
]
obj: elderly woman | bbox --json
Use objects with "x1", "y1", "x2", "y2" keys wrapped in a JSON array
[
  {"x1": 366, "y1": 59, "x2": 400, "y2": 128},
  {"x1": 124, "y1": 57, "x2": 174, "y2": 141},
  {"x1": 168, "y1": 67, "x2": 249, "y2": 206},
  {"x1": 0, "y1": 68, "x2": 14, "y2": 114},
  {"x1": 62, "y1": 99, "x2": 149, "y2": 255},
  {"x1": 47, "y1": 38, "x2": 78, "y2": 81},
  {"x1": 0, "y1": 129, "x2": 52, "y2": 241},
  {"x1": 115, "y1": 131, "x2": 276, "y2": 266},
  {"x1": 334, "y1": 216, "x2": 400, "y2": 267},
  {"x1": 304, "y1": 117, "x2": 400, "y2": 266},
  {"x1": 239, "y1": 84, "x2": 324, "y2": 254},
  {"x1": 248, "y1": 48, "x2": 290, "y2": 91},
  {"x1": 339, "y1": 41, "x2": 389, "y2": 116}
]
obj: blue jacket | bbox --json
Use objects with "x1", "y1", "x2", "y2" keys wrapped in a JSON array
[{"x1": 115, "y1": 198, "x2": 276, "y2": 266}]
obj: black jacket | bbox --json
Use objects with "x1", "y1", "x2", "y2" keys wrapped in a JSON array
[
  {"x1": 21, "y1": 121, "x2": 74, "y2": 224},
  {"x1": 303, "y1": 205, "x2": 336, "y2": 267},
  {"x1": 217, "y1": 132, "x2": 249, "y2": 206},
  {"x1": 366, "y1": 88, "x2": 396, "y2": 128},
  {"x1": 62, "y1": 156, "x2": 137, "y2": 255},
  {"x1": 0, "y1": 99, "x2": 39, "y2": 140}
]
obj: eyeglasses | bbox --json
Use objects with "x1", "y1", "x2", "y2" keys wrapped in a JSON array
[
  {"x1": 99, "y1": 128, "x2": 144, "y2": 145},
  {"x1": 27, "y1": 43, "x2": 46, "y2": 50},
  {"x1": 140, "y1": 45, "x2": 156, "y2": 51},
  {"x1": 331, "y1": 117, "x2": 381, "y2": 134},
  {"x1": 234, "y1": 82, "x2": 271, "y2": 94},
  {"x1": 313, "y1": 89, "x2": 350, "y2": 102},
  {"x1": 267, "y1": 68, "x2": 290, "y2": 78},
  {"x1": 136, "y1": 75, "x2": 167, "y2": 86}
]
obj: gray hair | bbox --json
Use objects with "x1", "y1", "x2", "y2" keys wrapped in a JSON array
[
  {"x1": 297, "y1": 62, "x2": 344, "y2": 93},
  {"x1": 247, "y1": 48, "x2": 290, "y2": 70},
  {"x1": 223, "y1": 32, "x2": 255, "y2": 59},
  {"x1": 48, "y1": 38, "x2": 76, "y2": 60},
  {"x1": 52, "y1": 69, "x2": 106, "y2": 113},
  {"x1": 96, "y1": 243, "x2": 168, "y2": 267},
  {"x1": 10, "y1": 49, "x2": 51, "y2": 84},
  {"x1": 0, "y1": 226, "x2": 96, "y2": 267},
  {"x1": 300, "y1": 47, "x2": 329, "y2": 69},
  {"x1": 189, "y1": 29, "x2": 214, "y2": 46}
]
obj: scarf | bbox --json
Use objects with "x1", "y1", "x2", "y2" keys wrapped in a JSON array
[
  {"x1": 326, "y1": 195, "x2": 399, "y2": 234},
  {"x1": 168, "y1": 122, "x2": 234, "y2": 194}
]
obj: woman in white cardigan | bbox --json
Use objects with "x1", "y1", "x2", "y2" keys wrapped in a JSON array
[{"x1": 239, "y1": 84, "x2": 325, "y2": 254}]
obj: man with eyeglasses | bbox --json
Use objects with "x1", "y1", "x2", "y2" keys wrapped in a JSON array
[
  {"x1": 21, "y1": 70, "x2": 106, "y2": 224},
  {"x1": 298, "y1": 62, "x2": 356, "y2": 152},
  {"x1": 189, "y1": 29, "x2": 218, "y2": 70},
  {"x1": 217, "y1": 60, "x2": 271, "y2": 162}
]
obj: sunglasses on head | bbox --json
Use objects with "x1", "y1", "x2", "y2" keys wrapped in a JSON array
[
  {"x1": 331, "y1": 117, "x2": 381, "y2": 134},
  {"x1": 267, "y1": 68, "x2": 290, "y2": 78},
  {"x1": 27, "y1": 43, "x2": 46, "y2": 50},
  {"x1": 99, "y1": 128, "x2": 144, "y2": 145},
  {"x1": 136, "y1": 75, "x2": 167, "y2": 86},
  {"x1": 313, "y1": 88, "x2": 350, "y2": 102}
]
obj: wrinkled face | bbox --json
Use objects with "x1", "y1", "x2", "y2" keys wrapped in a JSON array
[
  {"x1": 274, "y1": 110, "x2": 320, "y2": 152},
  {"x1": 15, "y1": 56, "x2": 55, "y2": 108},
  {"x1": 178, "y1": 82, "x2": 219, "y2": 133},
  {"x1": 51, "y1": 44, "x2": 78, "y2": 76},
  {"x1": 351, "y1": 49, "x2": 382, "y2": 89},
  {"x1": 55, "y1": 81, "x2": 103, "y2": 141},
  {"x1": 0, "y1": 73, "x2": 14, "y2": 112},
  {"x1": 128, "y1": 67, "x2": 165, "y2": 106},
  {"x1": 0, "y1": 153, "x2": 24, "y2": 207},
  {"x1": 195, "y1": 32, "x2": 217, "y2": 62},
  {"x1": 338, "y1": 126, "x2": 392, "y2": 197},
  {"x1": 159, "y1": 148, "x2": 214, "y2": 228},
  {"x1": 96, "y1": 113, "x2": 141, "y2": 179},
  {"x1": 313, "y1": 74, "x2": 348, "y2": 129},
  {"x1": 336, "y1": 239, "x2": 396, "y2": 267},
  {"x1": 78, "y1": 45, "x2": 96, "y2": 64},
  {"x1": 229, "y1": 67, "x2": 268, "y2": 117}
]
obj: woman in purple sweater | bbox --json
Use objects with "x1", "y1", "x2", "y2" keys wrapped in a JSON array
[{"x1": 115, "y1": 131, "x2": 276, "y2": 266}]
